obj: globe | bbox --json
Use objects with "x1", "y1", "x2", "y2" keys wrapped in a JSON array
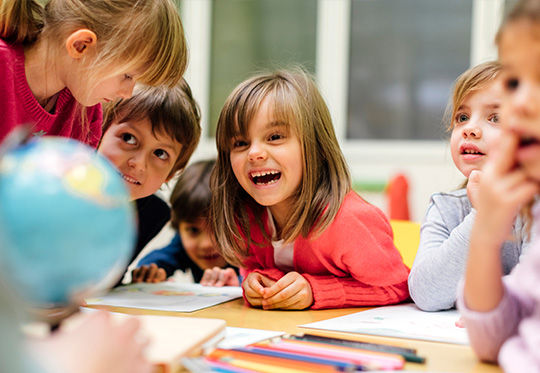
[{"x1": 0, "y1": 136, "x2": 136, "y2": 307}]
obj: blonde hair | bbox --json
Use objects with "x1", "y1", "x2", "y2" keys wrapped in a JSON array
[
  {"x1": 444, "y1": 61, "x2": 502, "y2": 132},
  {"x1": 102, "y1": 79, "x2": 201, "y2": 180},
  {"x1": 1, "y1": 0, "x2": 187, "y2": 132},
  {"x1": 211, "y1": 68, "x2": 351, "y2": 266}
]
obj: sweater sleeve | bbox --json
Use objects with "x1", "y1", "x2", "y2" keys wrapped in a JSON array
[
  {"x1": 137, "y1": 233, "x2": 186, "y2": 277},
  {"x1": 457, "y1": 278, "x2": 534, "y2": 363},
  {"x1": 297, "y1": 196, "x2": 410, "y2": 310},
  {"x1": 408, "y1": 195, "x2": 476, "y2": 311}
]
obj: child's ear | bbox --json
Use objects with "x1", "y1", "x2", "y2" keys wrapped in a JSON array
[{"x1": 65, "y1": 29, "x2": 97, "y2": 59}]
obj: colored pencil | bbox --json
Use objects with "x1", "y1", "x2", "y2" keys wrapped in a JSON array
[
  {"x1": 207, "y1": 348, "x2": 340, "y2": 373},
  {"x1": 256, "y1": 339, "x2": 404, "y2": 370},
  {"x1": 288, "y1": 334, "x2": 426, "y2": 364},
  {"x1": 238, "y1": 345, "x2": 360, "y2": 371}
]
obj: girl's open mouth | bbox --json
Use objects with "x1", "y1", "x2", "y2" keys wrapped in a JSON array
[{"x1": 250, "y1": 170, "x2": 282, "y2": 186}]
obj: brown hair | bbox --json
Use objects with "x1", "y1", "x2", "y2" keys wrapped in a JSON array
[
  {"x1": 444, "y1": 61, "x2": 502, "y2": 132},
  {"x1": 170, "y1": 159, "x2": 215, "y2": 230},
  {"x1": 102, "y1": 79, "x2": 201, "y2": 180},
  {"x1": 211, "y1": 68, "x2": 351, "y2": 266}
]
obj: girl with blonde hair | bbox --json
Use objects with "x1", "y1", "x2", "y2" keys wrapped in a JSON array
[{"x1": 0, "y1": 0, "x2": 187, "y2": 148}]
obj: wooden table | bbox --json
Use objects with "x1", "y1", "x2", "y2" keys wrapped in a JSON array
[{"x1": 88, "y1": 298, "x2": 502, "y2": 372}]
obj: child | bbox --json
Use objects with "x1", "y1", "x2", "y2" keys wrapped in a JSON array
[
  {"x1": 99, "y1": 79, "x2": 201, "y2": 280},
  {"x1": 131, "y1": 159, "x2": 240, "y2": 287},
  {"x1": 458, "y1": 0, "x2": 540, "y2": 370},
  {"x1": 408, "y1": 61, "x2": 531, "y2": 311},
  {"x1": 0, "y1": 0, "x2": 186, "y2": 148},
  {"x1": 211, "y1": 68, "x2": 410, "y2": 310}
]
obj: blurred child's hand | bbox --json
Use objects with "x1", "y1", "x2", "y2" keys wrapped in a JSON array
[
  {"x1": 131, "y1": 263, "x2": 167, "y2": 283},
  {"x1": 30, "y1": 311, "x2": 152, "y2": 373},
  {"x1": 260, "y1": 271, "x2": 313, "y2": 310},
  {"x1": 242, "y1": 272, "x2": 276, "y2": 307},
  {"x1": 467, "y1": 170, "x2": 482, "y2": 209},
  {"x1": 475, "y1": 134, "x2": 539, "y2": 246},
  {"x1": 200, "y1": 267, "x2": 239, "y2": 287}
]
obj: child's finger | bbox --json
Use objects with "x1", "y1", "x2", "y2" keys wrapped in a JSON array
[
  {"x1": 146, "y1": 264, "x2": 159, "y2": 282},
  {"x1": 486, "y1": 133, "x2": 518, "y2": 176},
  {"x1": 201, "y1": 267, "x2": 219, "y2": 286},
  {"x1": 153, "y1": 268, "x2": 167, "y2": 283},
  {"x1": 262, "y1": 273, "x2": 296, "y2": 299},
  {"x1": 131, "y1": 266, "x2": 147, "y2": 283}
]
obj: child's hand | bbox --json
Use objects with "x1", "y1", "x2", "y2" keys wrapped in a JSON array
[
  {"x1": 30, "y1": 312, "x2": 152, "y2": 373},
  {"x1": 467, "y1": 170, "x2": 482, "y2": 209},
  {"x1": 131, "y1": 263, "x2": 167, "y2": 283},
  {"x1": 474, "y1": 134, "x2": 539, "y2": 246},
  {"x1": 200, "y1": 267, "x2": 240, "y2": 287},
  {"x1": 242, "y1": 272, "x2": 276, "y2": 307},
  {"x1": 261, "y1": 271, "x2": 313, "y2": 310}
]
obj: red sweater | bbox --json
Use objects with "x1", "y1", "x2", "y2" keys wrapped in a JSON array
[
  {"x1": 0, "y1": 39, "x2": 102, "y2": 148},
  {"x1": 242, "y1": 191, "x2": 410, "y2": 309}
]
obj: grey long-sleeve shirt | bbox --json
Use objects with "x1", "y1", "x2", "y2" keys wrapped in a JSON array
[{"x1": 408, "y1": 188, "x2": 530, "y2": 311}]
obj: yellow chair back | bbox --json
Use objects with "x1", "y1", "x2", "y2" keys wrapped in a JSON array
[{"x1": 390, "y1": 219, "x2": 420, "y2": 269}]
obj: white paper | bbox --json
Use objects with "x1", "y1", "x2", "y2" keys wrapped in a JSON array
[
  {"x1": 85, "y1": 282, "x2": 242, "y2": 312},
  {"x1": 217, "y1": 327, "x2": 285, "y2": 349},
  {"x1": 300, "y1": 303, "x2": 469, "y2": 345}
]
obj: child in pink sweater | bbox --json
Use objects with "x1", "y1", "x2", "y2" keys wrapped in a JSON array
[{"x1": 459, "y1": 0, "x2": 540, "y2": 370}]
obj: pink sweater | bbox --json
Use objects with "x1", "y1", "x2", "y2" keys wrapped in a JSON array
[
  {"x1": 458, "y1": 203, "x2": 540, "y2": 371},
  {"x1": 242, "y1": 191, "x2": 410, "y2": 309},
  {"x1": 0, "y1": 39, "x2": 102, "y2": 148}
]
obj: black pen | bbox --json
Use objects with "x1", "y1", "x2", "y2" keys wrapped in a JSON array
[{"x1": 287, "y1": 334, "x2": 426, "y2": 364}]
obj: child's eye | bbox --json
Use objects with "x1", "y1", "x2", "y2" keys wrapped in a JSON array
[
  {"x1": 121, "y1": 133, "x2": 136, "y2": 145},
  {"x1": 232, "y1": 139, "x2": 248, "y2": 148},
  {"x1": 455, "y1": 113, "x2": 469, "y2": 123},
  {"x1": 154, "y1": 149, "x2": 169, "y2": 160},
  {"x1": 185, "y1": 226, "x2": 201, "y2": 236},
  {"x1": 124, "y1": 74, "x2": 134, "y2": 81},
  {"x1": 489, "y1": 114, "x2": 500, "y2": 124},
  {"x1": 268, "y1": 133, "x2": 284, "y2": 141},
  {"x1": 505, "y1": 78, "x2": 519, "y2": 91}
]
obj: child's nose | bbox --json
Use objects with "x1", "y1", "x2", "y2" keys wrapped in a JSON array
[
  {"x1": 247, "y1": 142, "x2": 267, "y2": 161},
  {"x1": 127, "y1": 153, "x2": 147, "y2": 172},
  {"x1": 462, "y1": 122, "x2": 482, "y2": 139}
]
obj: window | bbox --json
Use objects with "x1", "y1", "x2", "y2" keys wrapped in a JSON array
[
  {"x1": 347, "y1": 0, "x2": 473, "y2": 140},
  {"x1": 208, "y1": 0, "x2": 317, "y2": 135}
]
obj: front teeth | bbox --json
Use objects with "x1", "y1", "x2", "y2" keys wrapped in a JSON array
[
  {"x1": 463, "y1": 149, "x2": 480, "y2": 154},
  {"x1": 250, "y1": 170, "x2": 279, "y2": 177},
  {"x1": 122, "y1": 174, "x2": 139, "y2": 185},
  {"x1": 256, "y1": 179, "x2": 278, "y2": 186}
]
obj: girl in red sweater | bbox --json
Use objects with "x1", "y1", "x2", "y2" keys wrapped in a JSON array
[{"x1": 211, "y1": 68, "x2": 410, "y2": 310}]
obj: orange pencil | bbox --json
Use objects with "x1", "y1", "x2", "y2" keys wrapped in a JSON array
[{"x1": 207, "y1": 348, "x2": 340, "y2": 373}]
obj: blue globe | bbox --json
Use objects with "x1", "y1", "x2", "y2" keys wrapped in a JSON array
[{"x1": 0, "y1": 136, "x2": 136, "y2": 307}]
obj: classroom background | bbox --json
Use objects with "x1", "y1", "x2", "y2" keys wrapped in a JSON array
[{"x1": 156, "y1": 0, "x2": 515, "y2": 224}]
